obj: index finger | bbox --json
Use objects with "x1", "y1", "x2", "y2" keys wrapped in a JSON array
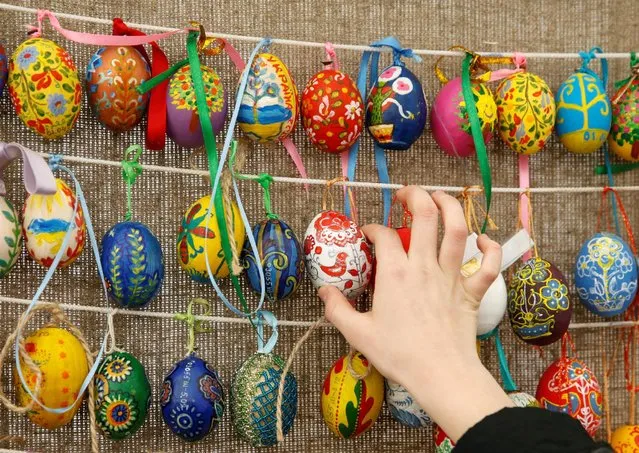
[
  {"x1": 361, "y1": 224, "x2": 408, "y2": 270},
  {"x1": 395, "y1": 186, "x2": 438, "y2": 266}
]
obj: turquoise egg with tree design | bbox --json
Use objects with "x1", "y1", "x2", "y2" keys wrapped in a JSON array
[
  {"x1": 100, "y1": 221, "x2": 164, "y2": 308},
  {"x1": 574, "y1": 232, "x2": 638, "y2": 317},
  {"x1": 0, "y1": 197, "x2": 21, "y2": 278}
]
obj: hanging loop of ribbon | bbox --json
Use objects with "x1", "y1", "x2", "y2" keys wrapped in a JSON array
[
  {"x1": 121, "y1": 145, "x2": 143, "y2": 221},
  {"x1": 174, "y1": 298, "x2": 213, "y2": 356},
  {"x1": 0, "y1": 143, "x2": 56, "y2": 196},
  {"x1": 598, "y1": 187, "x2": 637, "y2": 255},
  {"x1": 578, "y1": 47, "x2": 608, "y2": 87},
  {"x1": 255, "y1": 310, "x2": 279, "y2": 354},
  {"x1": 323, "y1": 42, "x2": 339, "y2": 69},
  {"x1": 322, "y1": 177, "x2": 357, "y2": 223}
]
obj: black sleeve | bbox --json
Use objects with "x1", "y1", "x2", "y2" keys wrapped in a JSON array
[{"x1": 453, "y1": 407, "x2": 613, "y2": 453}]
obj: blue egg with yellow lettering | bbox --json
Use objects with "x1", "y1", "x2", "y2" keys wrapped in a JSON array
[
  {"x1": 556, "y1": 72, "x2": 611, "y2": 154},
  {"x1": 241, "y1": 218, "x2": 304, "y2": 302}
]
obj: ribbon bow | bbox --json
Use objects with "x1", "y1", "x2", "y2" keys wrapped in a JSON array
[{"x1": 174, "y1": 298, "x2": 213, "y2": 355}]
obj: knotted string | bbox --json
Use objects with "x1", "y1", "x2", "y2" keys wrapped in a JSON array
[
  {"x1": 0, "y1": 142, "x2": 56, "y2": 196},
  {"x1": 105, "y1": 309, "x2": 122, "y2": 354},
  {"x1": 477, "y1": 327, "x2": 517, "y2": 392},
  {"x1": 322, "y1": 177, "x2": 358, "y2": 224},
  {"x1": 121, "y1": 145, "x2": 143, "y2": 222},
  {"x1": 173, "y1": 298, "x2": 213, "y2": 355},
  {"x1": 458, "y1": 186, "x2": 497, "y2": 234}
]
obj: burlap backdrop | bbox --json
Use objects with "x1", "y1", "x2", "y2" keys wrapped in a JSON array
[{"x1": 0, "y1": 0, "x2": 637, "y2": 451}]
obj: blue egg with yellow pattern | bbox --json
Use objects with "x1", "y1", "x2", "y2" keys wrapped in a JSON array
[
  {"x1": 160, "y1": 354, "x2": 224, "y2": 442},
  {"x1": 0, "y1": 43, "x2": 7, "y2": 97},
  {"x1": 366, "y1": 65, "x2": 427, "y2": 150},
  {"x1": 100, "y1": 221, "x2": 164, "y2": 308},
  {"x1": 241, "y1": 218, "x2": 304, "y2": 302},
  {"x1": 556, "y1": 71, "x2": 611, "y2": 154},
  {"x1": 574, "y1": 232, "x2": 638, "y2": 317}
]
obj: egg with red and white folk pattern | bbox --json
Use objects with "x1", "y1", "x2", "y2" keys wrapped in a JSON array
[
  {"x1": 433, "y1": 424, "x2": 455, "y2": 452},
  {"x1": 303, "y1": 210, "x2": 373, "y2": 301}
]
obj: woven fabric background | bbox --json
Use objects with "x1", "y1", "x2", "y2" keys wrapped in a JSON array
[{"x1": 0, "y1": 0, "x2": 637, "y2": 451}]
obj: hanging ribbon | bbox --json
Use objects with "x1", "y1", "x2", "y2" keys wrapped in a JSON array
[
  {"x1": 174, "y1": 298, "x2": 213, "y2": 356},
  {"x1": 121, "y1": 144, "x2": 143, "y2": 221},
  {"x1": 0, "y1": 143, "x2": 56, "y2": 196},
  {"x1": 477, "y1": 327, "x2": 517, "y2": 392},
  {"x1": 255, "y1": 310, "x2": 279, "y2": 354}
]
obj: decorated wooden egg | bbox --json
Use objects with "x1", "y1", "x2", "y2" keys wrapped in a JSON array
[
  {"x1": 230, "y1": 352, "x2": 297, "y2": 447},
  {"x1": 101, "y1": 221, "x2": 164, "y2": 308},
  {"x1": 94, "y1": 351, "x2": 151, "y2": 439},
  {"x1": 477, "y1": 274, "x2": 507, "y2": 336},
  {"x1": 15, "y1": 327, "x2": 89, "y2": 429},
  {"x1": 23, "y1": 178, "x2": 86, "y2": 268},
  {"x1": 177, "y1": 195, "x2": 246, "y2": 283},
  {"x1": 609, "y1": 78, "x2": 639, "y2": 161},
  {"x1": 238, "y1": 53, "x2": 298, "y2": 143},
  {"x1": 431, "y1": 77, "x2": 497, "y2": 157},
  {"x1": 301, "y1": 69, "x2": 363, "y2": 153},
  {"x1": 86, "y1": 46, "x2": 151, "y2": 132},
  {"x1": 556, "y1": 72, "x2": 611, "y2": 154},
  {"x1": 161, "y1": 354, "x2": 224, "y2": 442},
  {"x1": 321, "y1": 352, "x2": 384, "y2": 438},
  {"x1": 385, "y1": 379, "x2": 431, "y2": 428},
  {"x1": 303, "y1": 210, "x2": 373, "y2": 301},
  {"x1": 434, "y1": 424, "x2": 455, "y2": 453},
  {"x1": 0, "y1": 43, "x2": 7, "y2": 96},
  {"x1": 495, "y1": 72, "x2": 556, "y2": 154},
  {"x1": 507, "y1": 257, "x2": 572, "y2": 346},
  {"x1": 0, "y1": 196, "x2": 21, "y2": 278},
  {"x1": 611, "y1": 425, "x2": 639, "y2": 452},
  {"x1": 575, "y1": 232, "x2": 638, "y2": 317},
  {"x1": 8, "y1": 38, "x2": 81, "y2": 139},
  {"x1": 241, "y1": 218, "x2": 304, "y2": 302},
  {"x1": 536, "y1": 357, "x2": 602, "y2": 437},
  {"x1": 508, "y1": 391, "x2": 539, "y2": 408},
  {"x1": 366, "y1": 65, "x2": 427, "y2": 150},
  {"x1": 166, "y1": 64, "x2": 227, "y2": 148}
]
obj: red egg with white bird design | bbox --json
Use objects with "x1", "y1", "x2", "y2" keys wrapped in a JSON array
[{"x1": 304, "y1": 210, "x2": 372, "y2": 300}]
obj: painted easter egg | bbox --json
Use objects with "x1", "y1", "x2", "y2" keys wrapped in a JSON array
[
  {"x1": 434, "y1": 424, "x2": 455, "y2": 453},
  {"x1": 238, "y1": 53, "x2": 298, "y2": 143},
  {"x1": 230, "y1": 353, "x2": 297, "y2": 447},
  {"x1": 385, "y1": 379, "x2": 431, "y2": 428},
  {"x1": 0, "y1": 197, "x2": 21, "y2": 278},
  {"x1": 241, "y1": 218, "x2": 304, "y2": 302},
  {"x1": 366, "y1": 65, "x2": 427, "y2": 150},
  {"x1": 321, "y1": 352, "x2": 384, "y2": 438},
  {"x1": 609, "y1": 78, "x2": 639, "y2": 161},
  {"x1": 477, "y1": 274, "x2": 507, "y2": 336},
  {"x1": 101, "y1": 221, "x2": 164, "y2": 308},
  {"x1": 160, "y1": 354, "x2": 224, "y2": 442},
  {"x1": 508, "y1": 391, "x2": 540, "y2": 408},
  {"x1": 8, "y1": 38, "x2": 81, "y2": 139},
  {"x1": 301, "y1": 69, "x2": 363, "y2": 153},
  {"x1": 611, "y1": 425, "x2": 639, "y2": 452},
  {"x1": 536, "y1": 357, "x2": 602, "y2": 437},
  {"x1": 507, "y1": 257, "x2": 572, "y2": 346},
  {"x1": 86, "y1": 46, "x2": 151, "y2": 132},
  {"x1": 575, "y1": 232, "x2": 638, "y2": 317},
  {"x1": 431, "y1": 77, "x2": 497, "y2": 157},
  {"x1": 495, "y1": 72, "x2": 556, "y2": 154},
  {"x1": 556, "y1": 72, "x2": 611, "y2": 154},
  {"x1": 0, "y1": 43, "x2": 7, "y2": 97},
  {"x1": 166, "y1": 64, "x2": 227, "y2": 148},
  {"x1": 94, "y1": 351, "x2": 151, "y2": 439},
  {"x1": 23, "y1": 178, "x2": 86, "y2": 268},
  {"x1": 303, "y1": 210, "x2": 373, "y2": 301},
  {"x1": 177, "y1": 195, "x2": 246, "y2": 283},
  {"x1": 15, "y1": 327, "x2": 89, "y2": 429}
]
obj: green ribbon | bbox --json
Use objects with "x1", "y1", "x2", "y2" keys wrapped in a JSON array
[
  {"x1": 174, "y1": 298, "x2": 213, "y2": 355},
  {"x1": 121, "y1": 145, "x2": 144, "y2": 221},
  {"x1": 614, "y1": 52, "x2": 638, "y2": 90},
  {"x1": 137, "y1": 57, "x2": 189, "y2": 95}
]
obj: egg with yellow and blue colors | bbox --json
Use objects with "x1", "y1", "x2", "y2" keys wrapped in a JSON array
[
  {"x1": 574, "y1": 232, "x2": 638, "y2": 317},
  {"x1": 556, "y1": 71, "x2": 611, "y2": 154},
  {"x1": 161, "y1": 354, "x2": 224, "y2": 442},
  {"x1": 101, "y1": 221, "x2": 164, "y2": 308},
  {"x1": 22, "y1": 178, "x2": 85, "y2": 268},
  {"x1": 0, "y1": 43, "x2": 7, "y2": 97},
  {"x1": 241, "y1": 218, "x2": 304, "y2": 302},
  {"x1": 0, "y1": 196, "x2": 21, "y2": 278}
]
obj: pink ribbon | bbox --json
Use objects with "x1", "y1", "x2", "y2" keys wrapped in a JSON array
[
  {"x1": 281, "y1": 137, "x2": 309, "y2": 189},
  {"x1": 221, "y1": 40, "x2": 246, "y2": 71},
  {"x1": 486, "y1": 52, "x2": 527, "y2": 82},
  {"x1": 519, "y1": 154, "x2": 532, "y2": 261},
  {"x1": 324, "y1": 41, "x2": 340, "y2": 70},
  {"x1": 0, "y1": 143, "x2": 56, "y2": 196}
]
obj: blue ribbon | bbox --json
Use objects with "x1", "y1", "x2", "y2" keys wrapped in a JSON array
[
  {"x1": 255, "y1": 310, "x2": 279, "y2": 354},
  {"x1": 477, "y1": 327, "x2": 517, "y2": 393}
]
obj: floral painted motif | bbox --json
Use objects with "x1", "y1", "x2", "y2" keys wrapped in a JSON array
[
  {"x1": 434, "y1": 424, "x2": 455, "y2": 453},
  {"x1": 385, "y1": 379, "x2": 431, "y2": 428},
  {"x1": 104, "y1": 356, "x2": 133, "y2": 382},
  {"x1": 0, "y1": 197, "x2": 21, "y2": 278},
  {"x1": 98, "y1": 393, "x2": 138, "y2": 434},
  {"x1": 611, "y1": 424, "x2": 639, "y2": 452},
  {"x1": 609, "y1": 79, "x2": 639, "y2": 161}
]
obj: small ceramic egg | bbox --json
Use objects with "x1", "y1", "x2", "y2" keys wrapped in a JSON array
[
  {"x1": 385, "y1": 379, "x2": 431, "y2": 428},
  {"x1": 575, "y1": 232, "x2": 638, "y2": 317},
  {"x1": 94, "y1": 351, "x2": 151, "y2": 439},
  {"x1": 609, "y1": 78, "x2": 639, "y2": 161},
  {"x1": 166, "y1": 64, "x2": 227, "y2": 148},
  {"x1": 476, "y1": 274, "x2": 508, "y2": 336},
  {"x1": 238, "y1": 53, "x2": 298, "y2": 143},
  {"x1": 611, "y1": 425, "x2": 639, "y2": 452},
  {"x1": 431, "y1": 77, "x2": 497, "y2": 157},
  {"x1": 536, "y1": 357, "x2": 602, "y2": 437},
  {"x1": 241, "y1": 218, "x2": 304, "y2": 302},
  {"x1": 86, "y1": 46, "x2": 151, "y2": 132},
  {"x1": 301, "y1": 69, "x2": 363, "y2": 153},
  {"x1": 15, "y1": 327, "x2": 89, "y2": 429},
  {"x1": 556, "y1": 71, "x2": 611, "y2": 154},
  {"x1": 495, "y1": 72, "x2": 556, "y2": 154},
  {"x1": 303, "y1": 210, "x2": 373, "y2": 301},
  {"x1": 23, "y1": 178, "x2": 86, "y2": 268},
  {"x1": 0, "y1": 196, "x2": 21, "y2": 278},
  {"x1": 366, "y1": 65, "x2": 427, "y2": 150},
  {"x1": 177, "y1": 195, "x2": 246, "y2": 283},
  {"x1": 508, "y1": 391, "x2": 539, "y2": 408},
  {"x1": 230, "y1": 352, "x2": 297, "y2": 447},
  {"x1": 507, "y1": 257, "x2": 573, "y2": 346},
  {"x1": 0, "y1": 42, "x2": 7, "y2": 97},
  {"x1": 101, "y1": 221, "x2": 164, "y2": 308},
  {"x1": 321, "y1": 352, "x2": 384, "y2": 438},
  {"x1": 161, "y1": 354, "x2": 224, "y2": 442},
  {"x1": 8, "y1": 38, "x2": 81, "y2": 139},
  {"x1": 433, "y1": 424, "x2": 455, "y2": 453}
]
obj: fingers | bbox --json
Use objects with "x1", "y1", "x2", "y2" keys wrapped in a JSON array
[
  {"x1": 395, "y1": 186, "x2": 438, "y2": 265},
  {"x1": 464, "y1": 234, "x2": 502, "y2": 301},
  {"x1": 319, "y1": 286, "x2": 372, "y2": 351},
  {"x1": 431, "y1": 191, "x2": 468, "y2": 276},
  {"x1": 361, "y1": 224, "x2": 407, "y2": 270}
]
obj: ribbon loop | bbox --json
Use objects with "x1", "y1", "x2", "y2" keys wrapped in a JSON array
[
  {"x1": 579, "y1": 47, "x2": 608, "y2": 88},
  {"x1": 255, "y1": 310, "x2": 279, "y2": 354},
  {"x1": 0, "y1": 143, "x2": 56, "y2": 196},
  {"x1": 174, "y1": 298, "x2": 213, "y2": 355},
  {"x1": 324, "y1": 42, "x2": 339, "y2": 69},
  {"x1": 121, "y1": 145, "x2": 144, "y2": 221},
  {"x1": 47, "y1": 154, "x2": 63, "y2": 171},
  {"x1": 370, "y1": 36, "x2": 422, "y2": 65}
]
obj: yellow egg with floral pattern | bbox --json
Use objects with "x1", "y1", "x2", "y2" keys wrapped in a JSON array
[{"x1": 611, "y1": 425, "x2": 639, "y2": 452}]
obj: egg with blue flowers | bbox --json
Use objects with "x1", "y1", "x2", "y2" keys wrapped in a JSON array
[
  {"x1": 574, "y1": 232, "x2": 638, "y2": 317},
  {"x1": 160, "y1": 354, "x2": 224, "y2": 442},
  {"x1": 0, "y1": 43, "x2": 7, "y2": 97},
  {"x1": 101, "y1": 221, "x2": 164, "y2": 308}
]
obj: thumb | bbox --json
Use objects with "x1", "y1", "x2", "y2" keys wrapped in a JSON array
[{"x1": 319, "y1": 286, "x2": 372, "y2": 350}]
